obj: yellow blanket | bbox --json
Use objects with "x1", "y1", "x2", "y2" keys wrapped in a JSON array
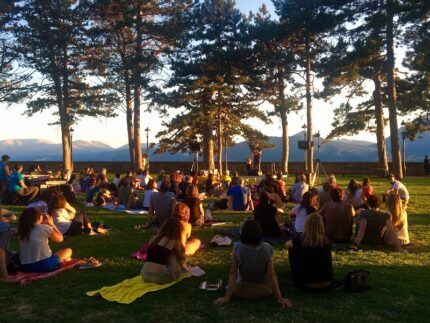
[{"x1": 87, "y1": 273, "x2": 191, "y2": 304}]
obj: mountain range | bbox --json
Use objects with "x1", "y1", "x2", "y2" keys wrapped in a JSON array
[{"x1": 1, "y1": 131, "x2": 429, "y2": 162}]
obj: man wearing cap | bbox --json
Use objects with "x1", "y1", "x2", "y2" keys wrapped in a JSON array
[
  {"x1": 0, "y1": 155, "x2": 11, "y2": 201},
  {"x1": 8, "y1": 163, "x2": 39, "y2": 202}
]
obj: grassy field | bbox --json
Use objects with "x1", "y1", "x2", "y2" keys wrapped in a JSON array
[{"x1": 0, "y1": 175, "x2": 429, "y2": 323}]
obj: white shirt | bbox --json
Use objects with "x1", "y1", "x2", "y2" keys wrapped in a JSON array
[
  {"x1": 143, "y1": 188, "x2": 158, "y2": 208},
  {"x1": 290, "y1": 182, "x2": 309, "y2": 202},
  {"x1": 291, "y1": 205, "x2": 309, "y2": 233},
  {"x1": 392, "y1": 180, "x2": 409, "y2": 200},
  {"x1": 51, "y1": 208, "x2": 73, "y2": 234},
  {"x1": 20, "y1": 224, "x2": 53, "y2": 264}
]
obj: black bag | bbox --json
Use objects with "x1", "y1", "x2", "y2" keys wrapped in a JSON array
[
  {"x1": 344, "y1": 270, "x2": 371, "y2": 292},
  {"x1": 60, "y1": 184, "x2": 77, "y2": 204}
]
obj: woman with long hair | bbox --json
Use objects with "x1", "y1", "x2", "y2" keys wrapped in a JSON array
[
  {"x1": 253, "y1": 192, "x2": 283, "y2": 237},
  {"x1": 183, "y1": 184, "x2": 204, "y2": 225},
  {"x1": 345, "y1": 179, "x2": 367, "y2": 210},
  {"x1": 49, "y1": 194, "x2": 93, "y2": 236},
  {"x1": 19, "y1": 208, "x2": 72, "y2": 272},
  {"x1": 286, "y1": 213, "x2": 333, "y2": 291},
  {"x1": 214, "y1": 220, "x2": 292, "y2": 307},
  {"x1": 141, "y1": 217, "x2": 188, "y2": 284},
  {"x1": 289, "y1": 190, "x2": 319, "y2": 234},
  {"x1": 173, "y1": 203, "x2": 202, "y2": 255},
  {"x1": 385, "y1": 193, "x2": 410, "y2": 245}
]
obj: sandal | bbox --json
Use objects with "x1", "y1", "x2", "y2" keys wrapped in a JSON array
[{"x1": 79, "y1": 257, "x2": 102, "y2": 270}]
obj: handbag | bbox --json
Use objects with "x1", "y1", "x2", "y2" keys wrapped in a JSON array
[{"x1": 344, "y1": 270, "x2": 371, "y2": 292}]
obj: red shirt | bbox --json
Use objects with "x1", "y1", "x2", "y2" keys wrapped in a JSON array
[{"x1": 362, "y1": 185, "x2": 373, "y2": 199}]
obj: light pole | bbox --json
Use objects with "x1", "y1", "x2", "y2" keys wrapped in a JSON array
[
  {"x1": 145, "y1": 127, "x2": 150, "y2": 172},
  {"x1": 314, "y1": 130, "x2": 321, "y2": 162},
  {"x1": 401, "y1": 121, "x2": 406, "y2": 177},
  {"x1": 302, "y1": 123, "x2": 308, "y2": 172}
]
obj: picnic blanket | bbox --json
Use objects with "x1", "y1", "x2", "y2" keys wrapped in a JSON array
[
  {"x1": 8, "y1": 259, "x2": 80, "y2": 284},
  {"x1": 87, "y1": 273, "x2": 192, "y2": 304},
  {"x1": 132, "y1": 243, "x2": 205, "y2": 260},
  {"x1": 219, "y1": 228, "x2": 290, "y2": 245},
  {"x1": 103, "y1": 203, "x2": 148, "y2": 215}
]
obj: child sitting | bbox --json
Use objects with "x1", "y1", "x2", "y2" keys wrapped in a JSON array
[{"x1": 172, "y1": 203, "x2": 201, "y2": 256}]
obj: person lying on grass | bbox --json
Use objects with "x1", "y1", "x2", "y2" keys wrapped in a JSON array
[
  {"x1": 172, "y1": 203, "x2": 201, "y2": 256},
  {"x1": 286, "y1": 213, "x2": 334, "y2": 291},
  {"x1": 19, "y1": 207, "x2": 72, "y2": 273},
  {"x1": 214, "y1": 220, "x2": 292, "y2": 308},
  {"x1": 353, "y1": 195, "x2": 407, "y2": 253},
  {"x1": 141, "y1": 217, "x2": 188, "y2": 284}
]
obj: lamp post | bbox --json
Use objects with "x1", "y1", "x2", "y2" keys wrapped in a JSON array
[
  {"x1": 401, "y1": 121, "x2": 406, "y2": 177},
  {"x1": 302, "y1": 123, "x2": 308, "y2": 172},
  {"x1": 145, "y1": 127, "x2": 150, "y2": 172},
  {"x1": 314, "y1": 130, "x2": 321, "y2": 162}
]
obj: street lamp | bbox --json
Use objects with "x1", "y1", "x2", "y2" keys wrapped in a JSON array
[
  {"x1": 302, "y1": 123, "x2": 308, "y2": 172},
  {"x1": 314, "y1": 130, "x2": 321, "y2": 162},
  {"x1": 401, "y1": 121, "x2": 406, "y2": 177},
  {"x1": 145, "y1": 127, "x2": 150, "y2": 172}
]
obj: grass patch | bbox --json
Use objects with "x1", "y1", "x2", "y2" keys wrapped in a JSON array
[{"x1": 0, "y1": 175, "x2": 429, "y2": 322}]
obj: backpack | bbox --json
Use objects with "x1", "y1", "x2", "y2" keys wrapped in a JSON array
[{"x1": 344, "y1": 270, "x2": 371, "y2": 292}]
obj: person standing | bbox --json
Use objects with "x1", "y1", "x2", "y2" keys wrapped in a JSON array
[
  {"x1": 253, "y1": 144, "x2": 262, "y2": 173},
  {"x1": 424, "y1": 155, "x2": 429, "y2": 176},
  {"x1": 8, "y1": 164, "x2": 39, "y2": 202},
  {"x1": 0, "y1": 155, "x2": 11, "y2": 202}
]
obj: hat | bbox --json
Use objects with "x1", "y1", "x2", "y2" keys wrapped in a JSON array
[{"x1": 1, "y1": 154, "x2": 10, "y2": 161}]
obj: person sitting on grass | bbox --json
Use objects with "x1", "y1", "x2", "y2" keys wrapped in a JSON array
[
  {"x1": 214, "y1": 220, "x2": 292, "y2": 308},
  {"x1": 253, "y1": 192, "x2": 283, "y2": 238},
  {"x1": 173, "y1": 203, "x2": 202, "y2": 256},
  {"x1": 19, "y1": 207, "x2": 73, "y2": 273},
  {"x1": 144, "y1": 180, "x2": 177, "y2": 228},
  {"x1": 289, "y1": 190, "x2": 318, "y2": 234},
  {"x1": 143, "y1": 179, "x2": 158, "y2": 211},
  {"x1": 320, "y1": 188, "x2": 355, "y2": 243},
  {"x1": 0, "y1": 217, "x2": 15, "y2": 282},
  {"x1": 49, "y1": 194, "x2": 94, "y2": 236},
  {"x1": 362, "y1": 177, "x2": 373, "y2": 199},
  {"x1": 289, "y1": 173, "x2": 309, "y2": 203},
  {"x1": 8, "y1": 163, "x2": 39, "y2": 203},
  {"x1": 353, "y1": 195, "x2": 407, "y2": 253},
  {"x1": 286, "y1": 213, "x2": 333, "y2": 291},
  {"x1": 141, "y1": 217, "x2": 188, "y2": 284},
  {"x1": 183, "y1": 184, "x2": 204, "y2": 226},
  {"x1": 345, "y1": 179, "x2": 367, "y2": 210},
  {"x1": 386, "y1": 174, "x2": 409, "y2": 207},
  {"x1": 178, "y1": 175, "x2": 192, "y2": 200},
  {"x1": 227, "y1": 178, "x2": 254, "y2": 212},
  {"x1": 318, "y1": 181, "x2": 332, "y2": 209},
  {"x1": 385, "y1": 193, "x2": 410, "y2": 245}
]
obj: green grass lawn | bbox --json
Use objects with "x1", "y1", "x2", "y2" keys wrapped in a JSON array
[{"x1": 1, "y1": 176, "x2": 429, "y2": 322}]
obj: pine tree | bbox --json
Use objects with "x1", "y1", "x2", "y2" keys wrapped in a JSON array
[
  {"x1": 273, "y1": 0, "x2": 349, "y2": 181},
  {"x1": 155, "y1": 0, "x2": 269, "y2": 174},
  {"x1": 91, "y1": 0, "x2": 190, "y2": 170},
  {"x1": 11, "y1": 0, "x2": 117, "y2": 170}
]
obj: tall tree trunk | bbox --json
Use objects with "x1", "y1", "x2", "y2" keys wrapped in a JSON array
[
  {"x1": 386, "y1": 0, "x2": 403, "y2": 179},
  {"x1": 202, "y1": 118, "x2": 215, "y2": 170},
  {"x1": 125, "y1": 74, "x2": 135, "y2": 165},
  {"x1": 373, "y1": 72, "x2": 389, "y2": 175},
  {"x1": 217, "y1": 108, "x2": 223, "y2": 176},
  {"x1": 278, "y1": 75, "x2": 289, "y2": 174},
  {"x1": 305, "y1": 39, "x2": 314, "y2": 180},
  {"x1": 133, "y1": 6, "x2": 143, "y2": 171},
  {"x1": 133, "y1": 84, "x2": 143, "y2": 171}
]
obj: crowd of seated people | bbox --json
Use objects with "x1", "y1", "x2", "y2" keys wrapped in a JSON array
[{"x1": 0, "y1": 162, "x2": 412, "y2": 309}]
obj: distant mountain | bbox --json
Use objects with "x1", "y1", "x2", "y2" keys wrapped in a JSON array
[{"x1": 1, "y1": 131, "x2": 429, "y2": 162}]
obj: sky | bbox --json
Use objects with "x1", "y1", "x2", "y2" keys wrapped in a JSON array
[{"x1": 0, "y1": 0, "x2": 403, "y2": 149}]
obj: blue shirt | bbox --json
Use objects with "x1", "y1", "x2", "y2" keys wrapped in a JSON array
[
  {"x1": 0, "y1": 162, "x2": 8, "y2": 181},
  {"x1": 228, "y1": 186, "x2": 250, "y2": 211},
  {"x1": 8, "y1": 171, "x2": 24, "y2": 193}
]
